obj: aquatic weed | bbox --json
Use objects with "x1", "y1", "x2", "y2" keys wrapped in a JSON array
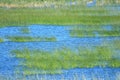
[
  {"x1": 11, "y1": 44, "x2": 120, "y2": 75},
  {"x1": 6, "y1": 36, "x2": 56, "y2": 42}
]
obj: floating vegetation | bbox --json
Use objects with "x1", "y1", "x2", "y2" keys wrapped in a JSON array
[
  {"x1": 69, "y1": 25, "x2": 120, "y2": 37},
  {"x1": 7, "y1": 36, "x2": 56, "y2": 42},
  {"x1": 0, "y1": 38, "x2": 3, "y2": 42},
  {"x1": 12, "y1": 43, "x2": 120, "y2": 75},
  {"x1": 20, "y1": 27, "x2": 30, "y2": 34},
  {"x1": 70, "y1": 30, "x2": 120, "y2": 37}
]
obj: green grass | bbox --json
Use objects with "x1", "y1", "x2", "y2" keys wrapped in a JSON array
[
  {"x1": 0, "y1": 6, "x2": 120, "y2": 27},
  {"x1": 113, "y1": 40, "x2": 120, "y2": 49},
  {"x1": 7, "y1": 36, "x2": 56, "y2": 42},
  {"x1": 0, "y1": 38, "x2": 3, "y2": 42},
  {"x1": 12, "y1": 42, "x2": 120, "y2": 75},
  {"x1": 0, "y1": 0, "x2": 120, "y2": 27},
  {"x1": 69, "y1": 25, "x2": 120, "y2": 37},
  {"x1": 69, "y1": 25, "x2": 120, "y2": 31},
  {"x1": 70, "y1": 30, "x2": 120, "y2": 37}
]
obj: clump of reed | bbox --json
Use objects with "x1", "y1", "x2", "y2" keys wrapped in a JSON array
[
  {"x1": 69, "y1": 25, "x2": 120, "y2": 37},
  {"x1": 11, "y1": 43, "x2": 120, "y2": 75},
  {"x1": 7, "y1": 36, "x2": 56, "y2": 42},
  {"x1": 0, "y1": 38, "x2": 3, "y2": 42}
]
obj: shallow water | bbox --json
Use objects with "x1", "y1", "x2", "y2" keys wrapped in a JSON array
[
  {"x1": 27, "y1": 67, "x2": 120, "y2": 80},
  {"x1": 0, "y1": 25, "x2": 70, "y2": 41},
  {"x1": 1, "y1": 68, "x2": 120, "y2": 80},
  {"x1": 0, "y1": 25, "x2": 120, "y2": 78}
]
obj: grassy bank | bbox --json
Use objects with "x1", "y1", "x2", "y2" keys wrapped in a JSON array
[
  {"x1": 0, "y1": 0, "x2": 120, "y2": 27},
  {"x1": 0, "y1": 6, "x2": 120, "y2": 27},
  {"x1": 7, "y1": 36, "x2": 56, "y2": 42},
  {"x1": 12, "y1": 41, "x2": 120, "y2": 75}
]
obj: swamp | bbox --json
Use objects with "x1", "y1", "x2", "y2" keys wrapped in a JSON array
[{"x1": 0, "y1": 0, "x2": 120, "y2": 80}]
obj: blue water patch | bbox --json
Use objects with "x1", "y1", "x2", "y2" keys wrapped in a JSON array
[
  {"x1": 0, "y1": 27, "x2": 19, "y2": 39},
  {"x1": 28, "y1": 25, "x2": 70, "y2": 41},
  {"x1": 0, "y1": 25, "x2": 70, "y2": 41},
  {"x1": 0, "y1": 42, "x2": 18, "y2": 75}
]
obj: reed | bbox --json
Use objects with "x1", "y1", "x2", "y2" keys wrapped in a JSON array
[
  {"x1": 11, "y1": 43, "x2": 120, "y2": 75},
  {"x1": 69, "y1": 25, "x2": 120, "y2": 37},
  {"x1": 7, "y1": 36, "x2": 56, "y2": 42},
  {"x1": 0, "y1": 38, "x2": 3, "y2": 42}
]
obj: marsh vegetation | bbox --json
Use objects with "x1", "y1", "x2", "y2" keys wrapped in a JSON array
[
  {"x1": 0, "y1": 0, "x2": 120, "y2": 79},
  {"x1": 11, "y1": 40, "x2": 120, "y2": 75},
  {"x1": 7, "y1": 36, "x2": 56, "y2": 42},
  {"x1": 0, "y1": 6, "x2": 120, "y2": 27},
  {"x1": 69, "y1": 25, "x2": 120, "y2": 37},
  {"x1": 0, "y1": 38, "x2": 3, "y2": 42}
]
